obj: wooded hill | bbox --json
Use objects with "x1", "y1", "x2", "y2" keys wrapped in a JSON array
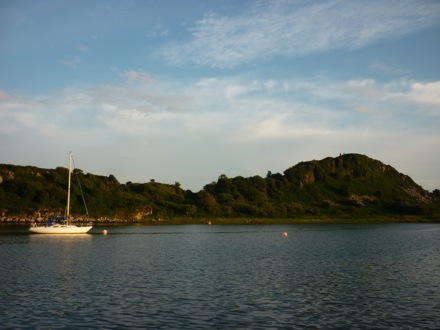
[{"x1": 1, "y1": 153, "x2": 439, "y2": 222}]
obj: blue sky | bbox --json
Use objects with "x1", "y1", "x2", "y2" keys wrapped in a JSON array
[{"x1": 1, "y1": 0, "x2": 439, "y2": 192}]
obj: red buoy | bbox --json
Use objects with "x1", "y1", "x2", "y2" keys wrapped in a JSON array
[
  {"x1": 282, "y1": 232, "x2": 288, "y2": 237},
  {"x1": 102, "y1": 229, "x2": 108, "y2": 235}
]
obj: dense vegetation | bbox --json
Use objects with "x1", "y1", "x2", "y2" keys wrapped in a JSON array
[{"x1": 1, "y1": 154, "x2": 439, "y2": 223}]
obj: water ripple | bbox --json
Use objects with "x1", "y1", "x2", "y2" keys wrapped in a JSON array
[{"x1": 1, "y1": 224, "x2": 439, "y2": 329}]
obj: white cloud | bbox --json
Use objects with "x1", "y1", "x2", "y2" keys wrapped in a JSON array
[
  {"x1": 405, "y1": 81, "x2": 440, "y2": 105},
  {"x1": 161, "y1": 0, "x2": 440, "y2": 68},
  {"x1": 1, "y1": 75, "x2": 438, "y2": 140},
  {"x1": 1, "y1": 74, "x2": 439, "y2": 190},
  {"x1": 120, "y1": 70, "x2": 155, "y2": 83}
]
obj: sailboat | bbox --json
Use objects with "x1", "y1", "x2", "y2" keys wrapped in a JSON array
[{"x1": 29, "y1": 152, "x2": 93, "y2": 234}]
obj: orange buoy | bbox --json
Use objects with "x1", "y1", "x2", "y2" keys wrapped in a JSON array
[
  {"x1": 282, "y1": 232, "x2": 288, "y2": 237},
  {"x1": 102, "y1": 229, "x2": 108, "y2": 235}
]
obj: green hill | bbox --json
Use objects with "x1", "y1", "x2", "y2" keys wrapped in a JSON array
[{"x1": 1, "y1": 154, "x2": 439, "y2": 223}]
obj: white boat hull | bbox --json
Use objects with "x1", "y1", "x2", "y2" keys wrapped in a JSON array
[{"x1": 29, "y1": 225, "x2": 92, "y2": 234}]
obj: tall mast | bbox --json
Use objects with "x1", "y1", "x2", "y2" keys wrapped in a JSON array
[{"x1": 67, "y1": 151, "x2": 72, "y2": 222}]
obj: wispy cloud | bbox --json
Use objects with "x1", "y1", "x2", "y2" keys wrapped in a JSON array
[
  {"x1": 1, "y1": 71, "x2": 439, "y2": 189},
  {"x1": 146, "y1": 24, "x2": 170, "y2": 38},
  {"x1": 2, "y1": 73, "x2": 437, "y2": 141},
  {"x1": 120, "y1": 70, "x2": 156, "y2": 83},
  {"x1": 60, "y1": 56, "x2": 81, "y2": 68},
  {"x1": 161, "y1": 0, "x2": 440, "y2": 68},
  {"x1": 369, "y1": 61, "x2": 410, "y2": 75},
  {"x1": 76, "y1": 44, "x2": 89, "y2": 52}
]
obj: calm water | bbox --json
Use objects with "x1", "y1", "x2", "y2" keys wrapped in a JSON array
[{"x1": 1, "y1": 223, "x2": 439, "y2": 329}]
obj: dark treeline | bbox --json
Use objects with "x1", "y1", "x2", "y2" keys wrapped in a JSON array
[{"x1": 1, "y1": 154, "x2": 440, "y2": 222}]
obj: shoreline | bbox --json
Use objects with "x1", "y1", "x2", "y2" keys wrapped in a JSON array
[{"x1": 1, "y1": 215, "x2": 438, "y2": 225}]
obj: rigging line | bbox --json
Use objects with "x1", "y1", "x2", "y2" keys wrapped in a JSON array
[{"x1": 72, "y1": 157, "x2": 90, "y2": 218}]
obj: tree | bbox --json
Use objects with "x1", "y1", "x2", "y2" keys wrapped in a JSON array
[{"x1": 199, "y1": 190, "x2": 220, "y2": 215}]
